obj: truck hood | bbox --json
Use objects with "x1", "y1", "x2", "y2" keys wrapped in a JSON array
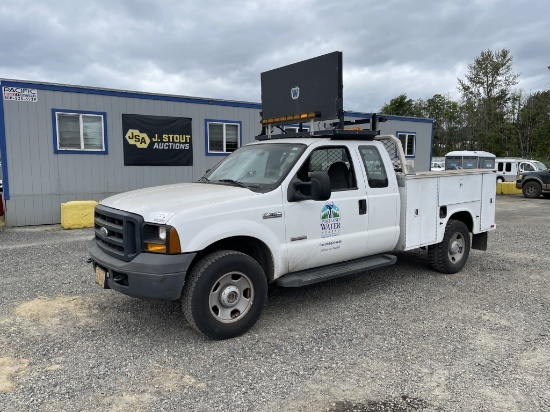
[{"x1": 101, "y1": 183, "x2": 258, "y2": 224}]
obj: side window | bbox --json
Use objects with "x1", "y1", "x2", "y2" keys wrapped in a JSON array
[
  {"x1": 397, "y1": 132, "x2": 416, "y2": 157},
  {"x1": 296, "y1": 146, "x2": 356, "y2": 192},
  {"x1": 497, "y1": 162, "x2": 503, "y2": 172},
  {"x1": 522, "y1": 163, "x2": 535, "y2": 172},
  {"x1": 52, "y1": 109, "x2": 107, "y2": 154},
  {"x1": 505, "y1": 162, "x2": 512, "y2": 172},
  {"x1": 359, "y1": 146, "x2": 389, "y2": 188}
]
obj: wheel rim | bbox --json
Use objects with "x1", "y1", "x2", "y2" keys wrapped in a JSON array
[
  {"x1": 525, "y1": 185, "x2": 536, "y2": 196},
  {"x1": 447, "y1": 232, "x2": 465, "y2": 264},
  {"x1": 209, "y1": 271, "x2": 254, "y2": 323}
]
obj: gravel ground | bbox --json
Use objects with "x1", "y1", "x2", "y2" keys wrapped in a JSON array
[{"x1": 0, "y1": 195, "x2": 549, "y2": 412}]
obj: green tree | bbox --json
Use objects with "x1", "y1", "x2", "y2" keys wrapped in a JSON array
[
  {"x1": 518, "y1": 90, "x2": 550, "y2": 158},
  {"x1": 379, "y1": 94, "x2": 424, "y2": 117},
  {"x1": 457, "y1": 49, "x2": 519, "y2": 153},
  {"x1": 424, "y1": 94, "x2": 462, "y2": 155}
]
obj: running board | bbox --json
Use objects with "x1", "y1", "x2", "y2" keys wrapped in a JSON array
[{"x1": 275, "y1": 254, "x2": 397, "y2": 287}]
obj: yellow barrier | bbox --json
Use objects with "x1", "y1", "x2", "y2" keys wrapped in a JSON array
[
  {"x1": 61, "y1": 201, "x2": 98, "y2": 229},
  {"x1": 499, "y1": 182, "x2": 522, "y2": 195}
]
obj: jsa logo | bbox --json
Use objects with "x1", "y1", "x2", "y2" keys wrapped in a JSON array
[{"x1": 125, "y1": 129, "x2": 150, "y2": 148}]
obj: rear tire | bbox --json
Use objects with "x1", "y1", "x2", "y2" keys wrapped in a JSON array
[
  {"x1": 182, "y1": 250, "x2": 267, "y2": 340},
  {"x1": 522, "y1": 181, "x2": 542, "y2": 198},
  {"x1": 428, "y1": 220, "x2": 470, "y2": 274},
  {"x1": 496, "y1": 177, "x2": 504, "y2": 183}
]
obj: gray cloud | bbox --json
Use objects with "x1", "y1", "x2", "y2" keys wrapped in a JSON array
[{"x1": 1, "y1": 0, "x2": 549, "y2": 112}]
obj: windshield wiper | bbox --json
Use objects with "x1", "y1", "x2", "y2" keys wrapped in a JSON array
[{"x1": 217, "y1": 179, "x2": 260, "y2": 189}]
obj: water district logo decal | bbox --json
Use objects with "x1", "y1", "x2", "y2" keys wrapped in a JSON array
[{"x1": 320, "y1": 202, "x2": 341, "y2": 238}]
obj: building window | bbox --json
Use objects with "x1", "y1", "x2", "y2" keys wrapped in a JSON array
[
  {"x1": 397, "y1": 132, "x2": 416, "y2": 157},
  {"x1": 206, "y1": 120, "x2": 241, "y2": 155},
  {"x1": 52, "y1": 109, "x2": 107, "y2": 154}
]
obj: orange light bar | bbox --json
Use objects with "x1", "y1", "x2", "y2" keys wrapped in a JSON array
[{"x1": 261, "y1": 112, "x2": 318, "y2": 125}]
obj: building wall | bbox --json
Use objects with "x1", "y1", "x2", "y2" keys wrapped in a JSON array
[
  {"x1": 0, "y1": 81, "x2": 262, "y2": 226},
  {"x1": 0, "y1": 80, "x2": 434, "y2": 227}
]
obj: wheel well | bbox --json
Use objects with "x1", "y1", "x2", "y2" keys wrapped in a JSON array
[
  {"x1": 190, "y1": 236, "x2": 275, "y2": 281},
  {"x1": 448, "y1": 211, "x2": 474, "y2": 232},
  {"x1": 523, "y1": 178, "x2": 541, "y2": 187}
]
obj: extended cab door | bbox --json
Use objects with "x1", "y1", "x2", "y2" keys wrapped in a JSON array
[
  {"x1": 282, "y1": 143, "x2": 370, "y2": 273},
  {"x1": 355, "y1": 143, "x2": 400, "y2": 254}
]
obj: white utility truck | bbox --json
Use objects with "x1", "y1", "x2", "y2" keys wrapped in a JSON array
[{"x1": 88, "y1": 52, "x2": 496, "y2": 339}]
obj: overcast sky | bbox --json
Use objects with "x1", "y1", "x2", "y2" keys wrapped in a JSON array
[{"x1": 1, "y1": 0, "x2": 549, "y2": 113}]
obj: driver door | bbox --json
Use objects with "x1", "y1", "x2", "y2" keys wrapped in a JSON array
[{"x1": 282, "y1": 144, "x2": 370, "y2": 273}]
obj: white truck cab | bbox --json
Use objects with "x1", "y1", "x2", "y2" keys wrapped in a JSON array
[{"x1": 88, "y1": 52, "x2": 496, "y2": 339}]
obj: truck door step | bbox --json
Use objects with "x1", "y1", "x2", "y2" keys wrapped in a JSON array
[{"x1": 275, "y1": 253, "x2": 397, "y2": 287}]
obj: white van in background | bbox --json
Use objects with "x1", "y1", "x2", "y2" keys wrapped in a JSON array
[{"x1": 495, "y1": 158, "x2": 547, "y2": 182}]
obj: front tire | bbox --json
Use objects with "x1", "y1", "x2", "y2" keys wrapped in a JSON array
[
  {"x1": 522, "y1": 181, "x2": 542, "y2": 198},
  {"x1": 182, "y1": 251, "x2": 267, "y2": 340},
  {"x1": 428, "y1": 220, "x2": 470, "y2": 274}
]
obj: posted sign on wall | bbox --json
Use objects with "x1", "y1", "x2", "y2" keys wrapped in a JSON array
[
  {"x1": 122, "y1": 114, "x2": 193, "y2": 166},
  {"x1": 3, "y1": 86, "x2": 38, "y2": 102}
]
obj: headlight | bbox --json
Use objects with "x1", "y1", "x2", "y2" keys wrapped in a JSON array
[
  {"x1": 158, "y1": 226, "x2": 167, "y2": 241},
  {"x1": 142, "y1": 224, "x2": 181, "y2": 254},
  {"x1": 518, "y1": 174, "x2": 523, "y2": 180}
]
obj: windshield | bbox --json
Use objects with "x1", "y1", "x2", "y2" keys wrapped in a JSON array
[
  {"x1": 534, "y1": 161, "x2": 547, "y2": 171},
  {"x1": 203, "y1": 143, "x2": 307, "y2": 192}
]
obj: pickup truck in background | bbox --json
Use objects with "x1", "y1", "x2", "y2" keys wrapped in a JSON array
[
  {"x1": 516, "y1": 169, "x2": 550, "y2": 198},
  {"x1": 87, "y1": 52, "x2": 497, "y2": 339}
]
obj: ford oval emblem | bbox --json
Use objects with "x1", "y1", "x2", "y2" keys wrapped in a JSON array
[{"x1": 99, "y1": 227, "x2": 109, "y2": 237}]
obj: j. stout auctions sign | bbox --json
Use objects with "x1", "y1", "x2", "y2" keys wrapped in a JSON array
[{"x1": 122, "y1": 114, "x2": 193, "y2": 166}]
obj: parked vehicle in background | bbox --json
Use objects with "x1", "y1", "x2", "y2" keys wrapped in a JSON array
[
  {"x1": 430, "y1": 158, "x2": 445, "y2": 171},
  {"x1": 445, "y1": 150, "x2": 495, "y2": 171},
  {"x1": 496, "y1": 158, "x2": 547, "y2": 183},
  {"x1": 516, "y1": 169, "x2": 550, "y2": 198}
]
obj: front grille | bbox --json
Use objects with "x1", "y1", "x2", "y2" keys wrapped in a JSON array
[{"x1": 94, "y1": 205, "x2": 144, "y2": 262}]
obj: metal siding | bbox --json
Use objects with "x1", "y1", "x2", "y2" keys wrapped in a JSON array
[{"x1": 382, "y1": 120, "x2": 433, "y2": 172}]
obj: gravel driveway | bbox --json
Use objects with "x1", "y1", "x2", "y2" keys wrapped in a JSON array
[{"x1": 0, "y1": 195, "x2": 548, "y2": 411}]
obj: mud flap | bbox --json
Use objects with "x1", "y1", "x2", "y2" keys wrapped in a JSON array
[{"x1": 472, "y1": 232, "x2": 488, "y2": 251}]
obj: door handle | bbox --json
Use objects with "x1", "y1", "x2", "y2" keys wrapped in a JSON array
[{"x1": 358, "y1": 199, "x2": 367, "y2": 215}]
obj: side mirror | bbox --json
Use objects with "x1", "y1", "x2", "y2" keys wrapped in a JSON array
[
  {"x1": 287, "y1": 171, "x2": 331, "y2": 202},
  {"x1": 309, "y1": 171, "x2": 331, "y2": 201}
]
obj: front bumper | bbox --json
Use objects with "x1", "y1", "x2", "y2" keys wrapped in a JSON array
[
  {"x1": 515, "y1": 180, "x2": 522, "y2": 189},
  {"x1": 88, "y1": 239, "x2": 196, "y2": 301}
]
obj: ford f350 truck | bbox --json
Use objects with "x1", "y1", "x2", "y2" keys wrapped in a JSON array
[{"x1": 88, "y1": 52, "x2": 496, "y2": 339}]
